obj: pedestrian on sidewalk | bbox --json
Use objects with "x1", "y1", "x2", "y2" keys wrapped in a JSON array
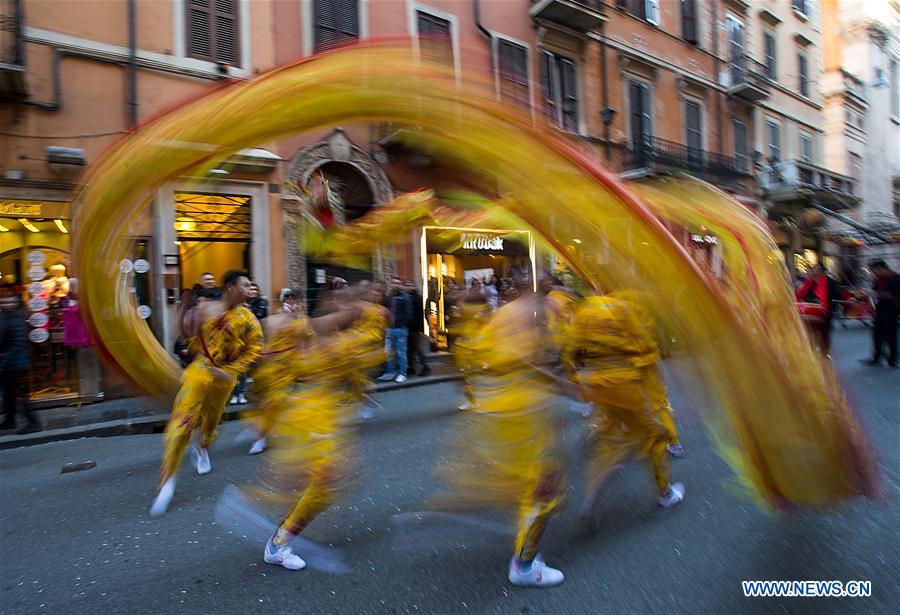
[
  {"x1": 0, "y1": 287, "x2": 40, "y2": 434},
  {"x1": 150, "y1": 271, "x2": 263, "y2": 517},
  {"x1": 377, "y1": 277, "x2": 413, "y2": 383},
  {"x1": 861, "y1": 260, "x2": 900, "y2": 367},
  {"x1": 405, "y1": 280, "x2": 430, "y2": 377},
  {"x1": 795, "y1": 264, "x2": 840, "y2": 354}
]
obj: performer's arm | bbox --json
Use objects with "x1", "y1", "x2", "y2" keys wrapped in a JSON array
[{"x1": 218, "y1": 312, "x2": 264, "y2": 377}]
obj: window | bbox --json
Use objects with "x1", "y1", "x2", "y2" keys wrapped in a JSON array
[
  {"x1": 497, "y1": 40, "x2": 529, "y2": 109},
  {"x1": 417, "y1": 11, "x2": 453, "y2": 68},
  {"x1": 732, "y1": 119, "x2": 749, "y2": 172},
  {"x1": 186, "y1": 0, "x2": 240, "y2": 66},
  {"x1": 681, "y1": 0, "x2": 698, "y2": 44},
  {"x1": 726, "y1": 16, "x2": 744, "y2": 84},
  {"x1": 848, "y1": 152, "x2": 862, "y2": 185},
  {"x1": 629, "y1": 80, "x2": 652, "y2": 163},
  {"x1": 891, "y1": 59, "x2": 898, "y2": 117},
  {"x1": 618, "y1": 0, "x2": 660, "y2": 25},
  {"x1": 541, "y1": 50, "x2": 578, "y2": 131},
  {"x1": 313, "y1": 0, "x2": 359, "y2": 53},
  {"x1": 800, "y1": 132, "x2": 813, "y2": 163},
  {"x1": 763, "y1": 30, "x2": 777, "y2": 81},
  {"x1": 766, "y1": 120, "x2": 781, "y2": 162},
  {"x1": 685, "y1": 100, "x2": 703, "y2": 151},
  {"x1": 798, "y1": 51, "x2": 809, "y2": 97},
  {"x1": 792, "y1": 0, "x2": 808, "y2": 16}
]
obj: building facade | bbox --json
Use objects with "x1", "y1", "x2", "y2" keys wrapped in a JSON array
[{"x1": 822, "y1": 0, "x2": 900, "y2": 274}]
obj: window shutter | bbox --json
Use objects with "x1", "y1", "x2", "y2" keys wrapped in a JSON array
[
  {"x1": 681, "y1": 0, "x2": 697, "y2": 44},
  {"x1": 187, "y1": 0, "x2": 212, "y2": 61},
  {"x1": 560, "y1": 58, "x2": 578, "y2": 131},
  {"x1": 213, "y1": 0, "x2": 239, "y2": 66},
  {"x1": 314, "y1": 0, "x2": 359, "y2": 53},
  {"x1": 798, "y1": 53, "x2": 808, "y2": 96},
  {"x1": 764, "y1": 32, "x2": 777, "y2": 80},
  {"x1": 646, "y1": 0, "x2": 660, "y2": 25},
  {"x1": 733, "y1": 120, "x2": 748, "y2": 172},
  {"x1": 498, "y1": 40, "x2": 529, "y2": 109},
  {"x1": 186, "y1": 0, "x2": 240, "y2": 67},
  {"x1": 417, "y1": 12, "x2": 453, "y2": 68},
  {"x1": 685, "y1": 101, "x2": 702, "y2": 151},
  {"x1": 540, "y1": 50, "x2": 557, "y2": 124}
]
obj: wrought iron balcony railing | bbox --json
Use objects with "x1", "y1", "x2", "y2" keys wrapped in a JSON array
[
  {"x1": 0, "y1": 0, "x2": 26, "y2": 96},
  {"x1": 623, "y1": 136, "x2": 749, "y2": 184},
  {"x1": 529, "y1": 0, "x2": 606, "y2": 33},
  {"x1": 1, "y1": 0, "x2": 23, "y2": 66},
  {"x1": 727, "y1": 54, "x2": 770, "y2": 101},
  {"x1": 760, "y1": 159, "x2": 858, "y2": 209}
]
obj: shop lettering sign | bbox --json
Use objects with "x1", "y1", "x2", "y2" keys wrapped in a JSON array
[
  {"x1": 462, "y1": 234, "x2": 504, "y2": 251},
  {"x1": 691, "y1": 234, "x2": 718, "y2": 245},
  {"x1": 0, "y1": 201, "x2": 42, "y2": 217}
]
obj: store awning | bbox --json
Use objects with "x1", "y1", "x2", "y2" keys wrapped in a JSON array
[{"x1": 812, "y1": 202, "x2": 898, "y2": 246}]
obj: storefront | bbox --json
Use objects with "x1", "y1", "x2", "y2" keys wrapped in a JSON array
[
  {"x1": 0, "y1": 198, "x2": 103, "y2": 407},
  {"x1": 419, "y1": 226, "x2": 535, "y2": 348}
]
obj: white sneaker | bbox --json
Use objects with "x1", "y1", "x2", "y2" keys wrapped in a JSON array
[
  {"x1": 377, "y1": 373, "x2": 396, "y2": 381},
  {"x1": 667, "y1": 444, "x2": 685, "y2": 458},
  {"x1": 264, "y1": 541, "x2": 306, "y2": 571},
  {"x1": 507, "y1": 554, "x2": 565, "y2": 588},
  {"x1": 229, "y1": 396, "x2": 239, "y2": 405},
  {"x1": 238, "y1": 394, "x2": 248, "y2": 405},
  {"x1": 658, "y1": 482, "x2": 685, "y2": 509},
  {"x1": 394, "y1": 374, "x2": 408, "y2": 383},
  {"x1": 195, "y1": 446, "x2": 212, "y2": 475},
  {"x1": 249, "y1": 438, "x2": 267, "y2": 455},
  {"x1": 457, "y1": 400, "x2": 477, "y2": 411},
  {"x1": 359, "y1": 406, "x2": 375, "y2": 421},
  {"x1": 149, "y1": 478, "x2": 176, "y2": 518}
]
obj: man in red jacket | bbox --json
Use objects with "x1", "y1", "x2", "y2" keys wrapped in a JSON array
[{"x1": 795, "y1": 264, "x2": 840, "y2": 353}]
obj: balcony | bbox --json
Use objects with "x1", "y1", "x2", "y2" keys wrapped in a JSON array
[
  {"x1": 617, "y1": 136, "x2": 750, "y2": 188},
  {"x1": 0, "y1": 0, "x2": 25, "y2": 96},
  {"x1": 529, "y1": 0, "x2": 605, "y2": 33},
  {"x1": 726, "y1": 55, "x2": 770, "y2": 102},
  {"x1": 760, "y1": 159, "x2": 858, "y2": 210}
]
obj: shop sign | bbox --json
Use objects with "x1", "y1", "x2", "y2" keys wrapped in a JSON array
[
  {"x1": 119, "y1": 259, "x2": 134, "y2": 274},
  {"x1": 461, "y1": 233, "x2": 504, "y2": 251},
  {"x1": 134, "y1": 259, "x2": 150, "y2": 274},
  {"x1": 691, "y1": 234, "x2": 718, "y2": 245},
  {"x1": 0, "y1": 201, "x2": 41, "y2": 217},
  {"x1": 28, "y1": 296, "x2": 47, "y2": 311},
  {"x1": 28, "y1": 282, "x2": 44, "y2": 296},
  {"x1": 137, "y1": 305, "x2": 152, "y2": 319}
]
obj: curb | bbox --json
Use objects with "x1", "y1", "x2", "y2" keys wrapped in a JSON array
[{"x1": 0, "y1": 374, "x2": 462, "y2": 450}]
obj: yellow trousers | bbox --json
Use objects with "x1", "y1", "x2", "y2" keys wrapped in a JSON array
[
  {"x1": 160, "y1": 360, "x2": 235, "y2": 485},
  {"x1": 581, "y1": 377, "x2": 673, "y2": 496},
  {"x1": 645, "y1": 365, "x2": 680, "y2": 445}
]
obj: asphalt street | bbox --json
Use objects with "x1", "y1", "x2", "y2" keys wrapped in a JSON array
[{"x1": 1, "y1": 326, "x2": 897, "y2": 614}]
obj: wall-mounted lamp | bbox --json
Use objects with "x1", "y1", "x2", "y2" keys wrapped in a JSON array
[
  {"x1": 601, "y1": 107, "x2": 617, "y2": 125},
  {"x1": 53, "y1": 219, "x2": 69, "y2": 234},
  {"x1": 0, "y1": 222, "x2": 9, "y2": 232},
  {"x1": 751, "y1": 150, "x2": 763, "y2": 163}
]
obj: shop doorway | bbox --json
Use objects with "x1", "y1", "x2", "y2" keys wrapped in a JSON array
[
  {"x1": 174, "y1": 192, "x2": 252, "y2": 290},
  {"x1": 422, "y1": 227, "x2": 534, "y2": 349}
]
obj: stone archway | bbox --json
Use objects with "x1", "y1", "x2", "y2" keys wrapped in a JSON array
[{"x1": 282, "y1": 128, "x2": 395, "y2": 295}]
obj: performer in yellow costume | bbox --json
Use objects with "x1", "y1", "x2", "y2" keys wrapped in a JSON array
[
  {"x1": 150, "y1": 270, "x2": 263, "y2": 517},
  {"x1": 609, "y1": 290, "x2": 684, "y2": 458},
  {"x1": 431, "y1": 279, "x2": 566, "y2": 588},
  {"x1": 450, "y1": 293, "x2": 490, "y2": 411},
  {"x1": 262, "y1": 284, "x2": 387, "y2": 571},
  {"x1": 245, "y1": 304, "x2": 312, "y2": 456},
  {"x1": 562, "y1": 295, "x2": 685, "y2": 514}
]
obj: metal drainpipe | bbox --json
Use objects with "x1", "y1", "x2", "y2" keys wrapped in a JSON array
[
  {"x1": 474, "y1": 0, "x2": 494, "y2": 77},
  {"x1": 128, "y1": 0, "x2": 138, "y2": 128}
]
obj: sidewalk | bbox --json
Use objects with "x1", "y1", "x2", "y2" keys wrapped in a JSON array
[{"x1": 0, "y1": 353, "x2": 459, "y2": 450}]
